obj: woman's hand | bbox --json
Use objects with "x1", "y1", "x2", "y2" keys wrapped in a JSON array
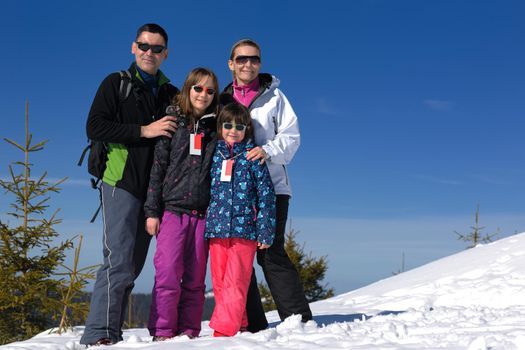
[
  {"x1": 247, "y1": 146, "x2": 268, "y2": 164},
  {"x1": 146, "y1": 217, "x2": 160, "y2": 236},
  {"x1": 258, "y1": 242, "x2": 270, "y2": 250}
]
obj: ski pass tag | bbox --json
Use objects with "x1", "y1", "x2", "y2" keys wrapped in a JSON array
[
  {"x1": 220, "y1": 159, "x2": 234, "y2": 182},
  {"x1": 189, "y1": 133, "x2": 202, "y2": 156}
]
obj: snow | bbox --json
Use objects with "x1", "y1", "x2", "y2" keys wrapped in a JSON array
[{"x1": 3, "y1": 233, "x2": 525, "y2": 349}]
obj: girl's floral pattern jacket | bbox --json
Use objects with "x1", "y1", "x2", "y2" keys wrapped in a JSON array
[{"x1": 205, "y1": 140, "x2": 276, "y2": 245}]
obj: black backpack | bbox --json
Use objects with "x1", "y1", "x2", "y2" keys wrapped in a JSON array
[{"x1": 78, "y1": 70, "x2": 133, "y2": 222}]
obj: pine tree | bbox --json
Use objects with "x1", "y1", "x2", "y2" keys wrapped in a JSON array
[
  {"x1": 0, "y1": 102, "x2": 74, "y2": 344},
  {"x1": 455, "y1": 204, "x2": 499, "y2": 249},
  {"x1": 259, "y1": 228, "x2": 334, "y2": 311}
]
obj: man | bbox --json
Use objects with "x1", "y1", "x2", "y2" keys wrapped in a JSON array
[{"x1": 80, "y1": 23, "x2": 178, "y2": 346}]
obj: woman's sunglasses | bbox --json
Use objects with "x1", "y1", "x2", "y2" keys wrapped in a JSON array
[
  {"x1": 234, "y1": 55, "x2": 261, "y2": 65},
  {"x1": 135, "y1": 42, "x2": 166, "y2": 54},
  {"x1": 223, "y1": 122, "x2": 247, "y2": 132},
  {"x1": 192, "y1": 85, "x2": 216, "y2": 95}
]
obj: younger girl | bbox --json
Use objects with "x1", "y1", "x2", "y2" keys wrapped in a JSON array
[
  {"x1": 205, "y1": 103, "x2": 276, "y2": 337},
  {"x1": 144, "y1": 67, "x2": 218, "y2": 340}
]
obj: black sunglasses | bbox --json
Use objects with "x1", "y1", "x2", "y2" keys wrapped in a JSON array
[
  {"x1": 223, "y1": 122, "x2": 247, "y2": 131},
  {"x1": 191, "y1": 85, "x2": 216, "y2": 95},
  {"x1": 135, "y1": 41, "x2": 166, "y2": 54},
  {"x1": 234, "y1": 55, "x2": 261, "y2": 65}
]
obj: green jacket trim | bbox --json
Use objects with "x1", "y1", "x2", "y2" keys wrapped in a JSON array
[
  {"x1": 134, "y1": 69, "x2": 170, "y2": 86},
  {"x1": 102, "y1": 143, "x2": 128, "y2": 186}
]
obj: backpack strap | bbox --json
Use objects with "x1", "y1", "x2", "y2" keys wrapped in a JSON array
[
  {"x1": 119, "y1": 70, "x2": 132, "y2": 104},
  {"x1": 77, "y1": 144, "x2": 90, "y2": 167},
  {"x1": 90, "y1": 203, "x2": 102, "y2": 224},
  {"x1": 89, "y1": 178, "x2": 102, "y2": 223},
  {"x1": 115, "y1": 70, "x2": 132, "y2": 123}
]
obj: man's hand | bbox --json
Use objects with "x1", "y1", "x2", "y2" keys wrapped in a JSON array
[
  {"x1": 141, "y1": 116, "x2": 178, "y2": 138},
  {"x1": 146, "y1": 217, "x2": 160, "y2": 236},
  {"x1": 246, "y1": 146, "x2": 268, "y2": 164}
]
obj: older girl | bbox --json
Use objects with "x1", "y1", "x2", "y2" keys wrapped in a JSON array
[{"x1": 144, "y1": 67, "x2": 218, "y2": 340}]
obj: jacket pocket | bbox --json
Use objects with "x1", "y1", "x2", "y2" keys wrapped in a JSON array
[{"x1": 282, "y1": 164, "x2": 289, "y2": 185}]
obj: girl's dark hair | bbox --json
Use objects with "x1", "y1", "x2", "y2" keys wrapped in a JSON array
[
  {"x1": 176, "y1": 67, "x2": 219, "y2": 117},
  {"x1": 217, "y1": 103, "x2": 254, "y2": 141},
  {"x1": 136, "y1": 23, "x2": 168, "y2": 46}
]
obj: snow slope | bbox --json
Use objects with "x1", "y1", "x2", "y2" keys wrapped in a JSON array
[{"x1": 3, "y1": 233, "x2": 525, "y2": 350}]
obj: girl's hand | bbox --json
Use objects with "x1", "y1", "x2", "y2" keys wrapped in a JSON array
[
  {"x1": 258, "y1": 242, "x2": 270, "y2": 250},
  {"x1": 146, "y1": 217, "x2": 160, "y2": 236}
]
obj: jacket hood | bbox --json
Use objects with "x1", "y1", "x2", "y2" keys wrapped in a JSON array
[{"x1": 259, "y1": 73, "x2": 279, "y2": 91}]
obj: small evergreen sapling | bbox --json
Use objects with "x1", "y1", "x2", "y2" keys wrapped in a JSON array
[
  {"x1": 259, "y1": 228, "x2": 334, "y2": 311},
  {"x1": 53, "y1": 235, "x2": 98, "y2": 334},
  {"x1": 455, "y1": 204, "x2": 499, "y2": 249}
]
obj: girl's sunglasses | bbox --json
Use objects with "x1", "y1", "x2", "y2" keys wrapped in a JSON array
[
  {"x1": 135, "y1": 42, "x2": 166, "y2": 54},
  {"x1": 192, "y1": 85, "x2": 216, "y2": 95},
  {"x1": 223, "y1": 122, "x2": 247, "y2": 132}
]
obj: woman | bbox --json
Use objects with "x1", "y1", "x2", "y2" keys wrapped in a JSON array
[{"x1": 220, "y1": 39, "x2": 313, "y2": 332}]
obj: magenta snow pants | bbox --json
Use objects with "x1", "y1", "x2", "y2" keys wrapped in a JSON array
[{"x1": 148, "y1": 211, "x2": 209, "y2": 338}]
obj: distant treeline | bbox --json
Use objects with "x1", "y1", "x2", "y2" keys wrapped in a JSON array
[
  {"x1": 123, "y1": 292, "x2": 215, "y2": 328},
  {"x1": 75, "y1": 292, "x2": 215, "y2": 328}
]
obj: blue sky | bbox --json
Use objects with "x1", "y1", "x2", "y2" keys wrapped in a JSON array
[{"x1": 1, "y1": 0, "x2": 524, "y2": 294}]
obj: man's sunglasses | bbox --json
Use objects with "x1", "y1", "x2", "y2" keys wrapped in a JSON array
[
  {"x1": 223, "y1": 122, "x2": 247, "y2": 132},
  {"x1": 234, "y1": 55, "x2": 261, "y2": 65},
  {"x1": 191, "y1": 85, "x2": 216, "y2": 95},
  {"x1": 135, "y1": 42, "x2": 166, "y2": 54}
]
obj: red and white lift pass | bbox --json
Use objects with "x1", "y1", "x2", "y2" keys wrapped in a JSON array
[
  {"x1": 220, "y1": 159, "x2": 234, "y2": 182},
  {"x1": 189, "y1": 133, "x2": 202, "y2": 155}
]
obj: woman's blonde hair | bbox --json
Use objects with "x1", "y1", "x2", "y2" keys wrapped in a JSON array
[{"x1": 229, "y1": 38, "x2": 261, "y2": 60}]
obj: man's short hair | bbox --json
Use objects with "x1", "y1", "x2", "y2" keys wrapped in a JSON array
[{"x1": 136, "y1": 23, "x2": 168, "y2": 47}]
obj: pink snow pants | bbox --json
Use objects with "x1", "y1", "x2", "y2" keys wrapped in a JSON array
[
  {"x1": 209, "y1": 238, "x2": 257, "y2": 336},
  {"x1": 148, "y1": 211, "x2": 208, "y2": 338}
]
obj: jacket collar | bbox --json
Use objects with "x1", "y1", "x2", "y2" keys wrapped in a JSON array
[
  {"x1": 217, "y1": 139, "x2": 254, "y2": 154},
  {"x1": 223, "y1": 73, "x2": 273, "y2": 98},
  {"x1": 233, "y1": 76, "x2": 260, "y2": 91},
  {"x1": 129, "y1": 62, "x2": 170, "y2": 86}
]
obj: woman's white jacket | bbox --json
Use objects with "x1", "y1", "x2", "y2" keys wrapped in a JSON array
[{"x1": 221, "y1": 73, "x2": 300, "y2": 196}]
